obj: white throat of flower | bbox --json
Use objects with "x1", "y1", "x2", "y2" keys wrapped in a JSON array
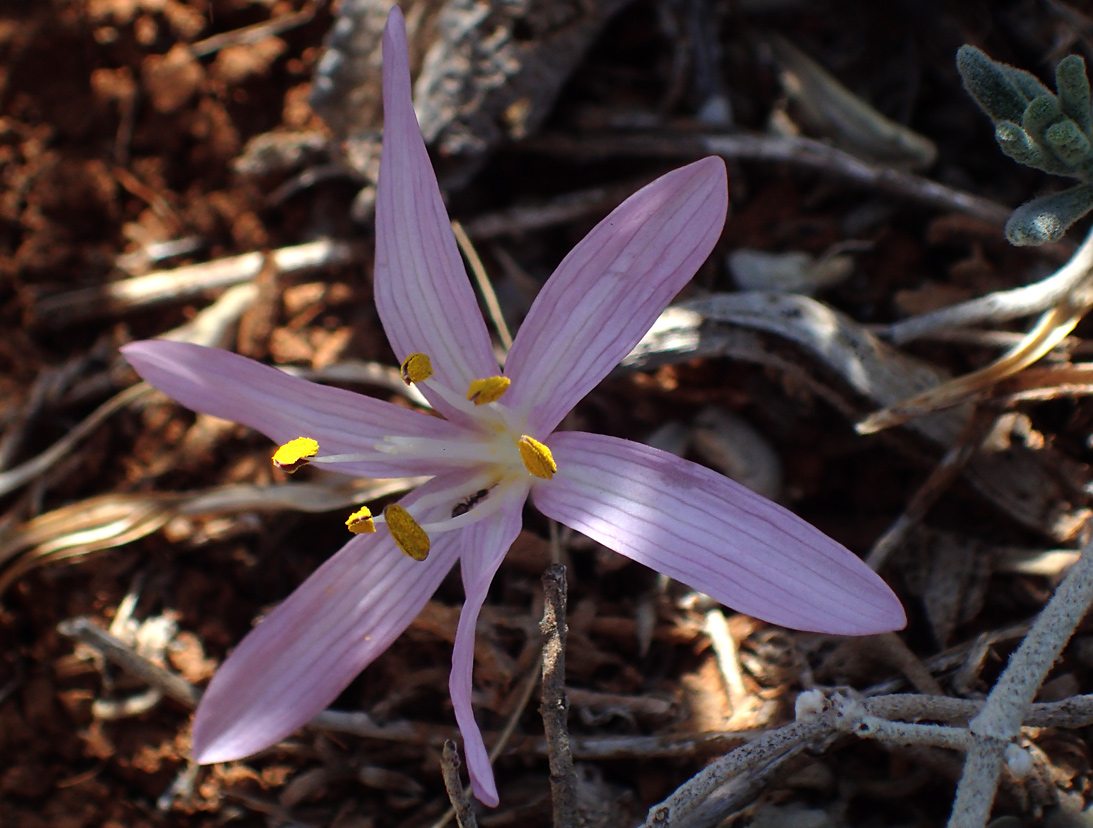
[{"x1": 269, "y1": 352, "x2": 555, "y2": 561}]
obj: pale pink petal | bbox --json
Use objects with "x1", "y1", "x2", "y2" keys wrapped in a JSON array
[
  {"x1": 448, "y1": 487, "x2": 527, "y2": 807},
  {"x1": 122, "y1": 340, "x2": 471, "y2": 478},
  {"x1": 374, "y1": 7, "x2": 497, "y2": 421},
  {"x1": 532, "y1": 432, "x2": 905, "y2": 635},
  {"x1": 503, "y1": 158, "x2": 728, "y2": 434},
  {"x1": 192, "y1": 473, "x2": 469, "y2": 763}
]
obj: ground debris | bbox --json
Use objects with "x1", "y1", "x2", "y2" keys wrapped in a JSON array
[{"x1": 5, "y1": 1, "x2": 1093, "y2": 827}]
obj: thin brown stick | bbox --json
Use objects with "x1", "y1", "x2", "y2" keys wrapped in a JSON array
[
  {"x1": 541, "y1": 565, "x2": 579, "y2": 828},
  {"x1": 460, "y1": 183, "x2": 632, "y2": 240},
  {"x1": 639, "y1": 719, "x2": 829, "y2": 828},
  {"x1": 865, "y1": 409, "x2": 997, "y2": 570},
  {"x1": 0, "y1": 383, "x2": 152, "y2": 500},
  {"x1": 57, "y1": 617, "x2": 200, "y2": 707},
  {"x1": 190, "y1": 2, "x2": 319, "y2": 57},
  {"x1": 525, "y1": 132, "x2": 1012, "y2": 227},
  {"x1": 452, "y1": 220, "x2": 513, "y2": 350},
  {"x1": 428, "y1": 652, "x2": 545, "y2": 828},
  {"x1": 440, "y1": 741, "x2": 479, "y2": 828}
]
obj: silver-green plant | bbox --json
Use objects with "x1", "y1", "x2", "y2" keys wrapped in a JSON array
[{"x1": 957, "y1": 44, "x2": 1093, "y2": 245}]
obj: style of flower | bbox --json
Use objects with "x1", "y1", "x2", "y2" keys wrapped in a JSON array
[{"x1": 122, "y1": 7, "x2": 904, "y2": 808}]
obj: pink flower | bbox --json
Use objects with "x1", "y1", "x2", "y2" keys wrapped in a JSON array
[{"x1": 122, "y1": 7, "x2": 904, "y2": 807}]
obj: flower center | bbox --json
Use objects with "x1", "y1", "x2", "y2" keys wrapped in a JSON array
[{"x1": 270, "y1": 352, "x2": 555, "y2": 560}]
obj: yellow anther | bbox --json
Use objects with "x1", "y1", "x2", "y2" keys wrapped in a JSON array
[
  {"x1": 518, "y1": 435, "x2": 556, "y2": 480},
  {"x1": 467, "y1": 376, "x2": 510, "y2": 405},
  {"x1": 383, "y1": 504, "x2": 430, "y2": 561},
  {"x1": 272, "y1": 437, "x2": 319, "y2": 473},
  {"x1": 400, "y1": 353, "x2": 433, "y2": 384},
  {"x1": 345, "y1": 506, "x2": 376, "y2": 534}
]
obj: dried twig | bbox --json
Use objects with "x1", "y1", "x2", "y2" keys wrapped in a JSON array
[
  {"x1": 1, "y1": 276, "x2": 264, "y2": 503},
  {"x1": 565, "y1": 687, "x2": 675, "y2": 719},
  {"x1": 527, "y1": 132, "x2": 1011, "y2": 226},
  {"x1": 58, "y1": 617, "x2": 452, "y2": 745},
  {"x1": 994, "y1": 362, "x2": 1093, "y2": 402},
  {"x1": 948, "y1": 538, "x2": 1093, "y2": 828},
  {"x1": 58, "y1": 617, "x2": 200, "y2": 707},
  {"x1": 165, "y1": 282, "x2": 260, "y2": 349},
  {"x1": 460, "y1": 184, "x2": 633, "y2": 241},
  {"x1": 858, "y1": 302, "x2": 1086, "y2": 433},
  {"x1": 864, "y1": 410, "x2": 997, "y2": 570},
  {"x1": 703, "y1": 609, "x2": 749, "y2": 715},
  {"x1": 768, "y1": 33, "x2": 937, "y2": 169},
  {"x1": 641, "y1": 683, "x2": 1093, "y2": 828},
  {"x1": 36, "y1": 239, "x2": 358, "y2": 327},
  {"x1": 428, "y1": 651, "x2": 545, "y2": 828},
  {"x1": 639, "y1": 719, "x2": 828, "y2": 828},
  {"x1": 440, "y1": 741, "x2": 479, "y2": 828},
  {"x1": 1, "y1": 477, "x2": 420, "y2": 596},
  {"x1": 50, "y1": 613, "x2": 1093, "y2": 791},
  {"x1": 0, "y1": 342, "x2": 116, "y2": 471},
  {"x1": 541, "y1": 565, "x2": 579, "y2": 828},
  {"x1": 452, "y1": 220, "x2": 513, "y2": 350},
  {"x1": 668, "y1": 293, "x2": 1088, "y2": 541},
  {"x1": 0, "y1": 383, "x2": 152, "y2": 500},
  {"x1": 858, "y1": 225, "x2": 1093, "y2": 432},
  {"x1": 885, "y1": 224, "x2": 1093, "y2": 345},
  {"x1": 190, "y1": 2, "x2": 320, "y2": 57}
]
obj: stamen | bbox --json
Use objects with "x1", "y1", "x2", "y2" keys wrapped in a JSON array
[
  {"x1": 313, "y1": 436, "x2": 505, "y2": 468},
  {"x1": 384, "y1": 504, "x2": 430, "y2": 561},
  {"x1": 467, "y1": 376, "x2": 510, "y2": 405},
  {"x1": 272, "y1": 437, "x2": 319, "y2": 473},
  {"x1": 518, "y1": 435, "x2": 556, "y2": 480},
  {"x1": 400, "y1": 353, "x2": 433, "y2": 384},
  {"x1": 345, "y1": 506, "x2": 376, "y2": 534},
  {"x1": 311, "y1": 450, "x2": 388, "y2": 465},
  {"x1": 419, "y1": 374, "x2": 478, "y2": 415}
]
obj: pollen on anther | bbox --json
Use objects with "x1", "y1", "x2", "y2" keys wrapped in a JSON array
[
  {"x1": 272, "y1": 437, "x2": 319, "y2": 473},
  {"x1": 400, "y1": 353, "x2": 433, "y2": 384},
  {"x1": 467, "y1": 376, "x2": 510, "y2": 405},
  {"x1": 518, "y1": 435, "x2": 556, "y2": 480},
  {"x1": 346, "y1": 506, "x2": 376, "y2": 534},
  {"x1": 384, "y1": 504, "x2": 430, "y2": 561}
]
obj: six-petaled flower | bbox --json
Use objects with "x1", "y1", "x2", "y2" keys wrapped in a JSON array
[{"x1": 122, "y1": 6, "x2": 904, "y2": 808}]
